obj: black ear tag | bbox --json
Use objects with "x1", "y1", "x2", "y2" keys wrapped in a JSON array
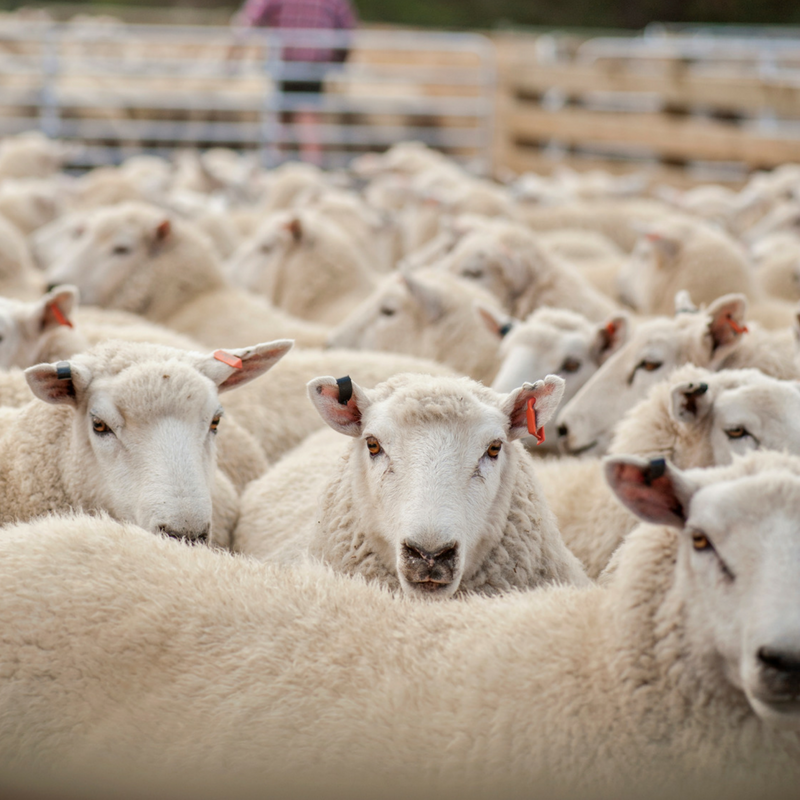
[
  {"x1": 498, "y1": 322, "x2": 513, "y2": 338},
  {"x1": 55, "y1": 361, "x2": 72, "y2": 381},
  {"x1": 336, "y1": 375, "x2": 353, "y2": 405},
  {"x1": 644, "y1": 458, "x2": 667, "y2": 485}
]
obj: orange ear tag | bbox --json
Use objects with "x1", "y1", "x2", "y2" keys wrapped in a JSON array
[
  {"x1": 605, "y1": 321, "x2": 616, "y2": 337},
  {"x1": 526, "y1": 398, "x2": 546, "y2": 446},
  {"x1": 213, "y1": 350, "x2": 242, "y2": 370},
  {"x1": 51, "y1": 304, "x2": 73, "y2": 329},
  {"x1": 726, "y1": 314, "x2": 748, "y2": 335}
]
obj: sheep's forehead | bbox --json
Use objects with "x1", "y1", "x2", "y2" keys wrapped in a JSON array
[
  {"x1": 365, "y1": 380, "x2": 505, "y2": 438},
  {"x1": 507, "y1": 324, "x2": 588, "y2": 355},
  {"x1": 688, "y1": 475, "x2": 800, "y2": 548},
  {"x1": 86, "y1": 359, "x2": 217, "y2": 419},
  {"x1": 715, "y1": 381, "x2": 800, "y2": 420}
]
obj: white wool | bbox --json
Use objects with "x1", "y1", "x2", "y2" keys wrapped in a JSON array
[
  {"x1": 1, "y1": 452, "x2": 799, "y2": 795},
  {"x1": 542, "y1": 364, "x2": 800, "y2": 577},
  {"x1": 0, "y1": 338, "x2": 292, "y2": 545},
  {"x1": 557, "y1": 294, "x2": 798, "y2": 457},
  {"x1": 433, "y1": 219, "x2": 618, "y2": 322},
  {"x1": 326, "y1": 269, "x2": 504, "y2": 382},
  {"x1": 226, "y1": 208, "x2": 378, "y2": 324},
  {"x1": 235, "y1": 372, "x2": 587, "y2": 598},
  {"x1": 42, "y1": 202, "x2": 329, "y2": 348}
]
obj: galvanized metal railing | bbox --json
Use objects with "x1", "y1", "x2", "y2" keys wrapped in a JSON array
[{"x1": 0, "y1": 20, "x2": 497, "y2": 171}]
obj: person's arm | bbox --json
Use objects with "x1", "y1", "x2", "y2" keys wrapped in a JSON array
[{"x1": 238, "y1": 0, "x2": 278, "y2": 28}]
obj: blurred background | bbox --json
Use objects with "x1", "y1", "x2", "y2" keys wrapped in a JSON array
[{"x1": 0, "y1": 0, "x2": 798, "y2": 187}]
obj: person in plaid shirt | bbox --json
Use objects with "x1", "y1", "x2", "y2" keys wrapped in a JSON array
[{"x1": 233, "y1": 0, "x2": 358, "y2": 164}]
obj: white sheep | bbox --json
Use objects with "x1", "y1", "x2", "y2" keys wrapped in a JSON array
[
  {"x1": 0, "y1": 337, "x2": 292, "y2": 545},
  {"x1": 556, "y1": 293, "x2": 798, "y2": 456},
  {"x1": 225, "y1": 208, "x2": 379, "y2": 325},
  {"x1": 616, "y1": 216, "x2": 794, "y2": 329},
  {"x1": 542, "y1": 363, "x2": 800, "y2": 578},
  {"x1": 219, "y1": 346, "x2": 456, "y2": 462},
  {"x1": 42, "y1": 202, "x2": 329, "y2": 348},
  {"x1": 234, "y1": 372, "x2": 588, "y2": 597},
  {"x1": 0, "y1": 177, "x2": 63, "y2": 235},
  {"x1": 1, "y1": 450, "x2": 799, "y2": 794},
  {"x1": 0, "y1": 212, "x2": 44, "y2": 300},
  {"x1": 487, "y1": 306, "x2": 629, "y2": 451},
  {"x1": 0, "y1": 290, "x2": 270, "y2": 491},
  {"x1": 433, "y1": 219, "x2": 619, "y2": 322},
  {"x1": 519, "y1": 197, "x2": 678, "y2": 251},
  {"x1": 325, "y1": 269, "x2": 504, "y2": 382}
]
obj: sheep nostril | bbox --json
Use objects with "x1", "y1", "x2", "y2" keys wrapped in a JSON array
[
  {"x1": 557, "y1": 423, "x2": 568, "y2": 438},
  {"x1": 758, "y1": 646, "x2": 800, "y2": 675}
]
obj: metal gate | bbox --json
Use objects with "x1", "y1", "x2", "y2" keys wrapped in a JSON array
[{"x1": 0, "y1": 20, "x2": 496, "y2": 172}]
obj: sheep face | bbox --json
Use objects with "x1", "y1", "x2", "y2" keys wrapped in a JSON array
[
  {"x1": 437, "y1": 231, "x2": 536, "y2": 312},
  {"x1": 490, "y1": 309, "x2": 626, "y2": 451},
  {"x1": 557, "y1": 295, "x2": 748, "y2": 457},
  {"x1": 25, "y1": 339, "x2": 291, "y2": 544},
  {"x1": 325, "y1": 271, "x2": 497, "y2": 372},
  {"x1": 225, "y1": 213, "x2": 298, "y2": 296},
  {"x1": 607, "y1": 454, "x2": 800, "y2": 730},
  {"x1": 44, "y1": 205, "x2": 172, "y2": 307},
  {"x1": 309, "y1": 373, "x2": 565, "y2": 599},
  {"x1": 671, "y1": 370, "x2": 800, "y2": 466},
  {"x1": 0, "y1": 286, "x2": 78, "y2": 369}
]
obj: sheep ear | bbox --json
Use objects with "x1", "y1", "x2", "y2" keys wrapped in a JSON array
[
  {"x1": 200, "y1": 340, "x2": 293, "y2": 393},
  {"x1": 502, "y1": 375, "x2": 565, "y2": 441},
  {"x1": 307, "y1": 375, "x2": 371, "y2": 437},
  {"x1": 671, "y1": 381, "x2": 711, "y2": 423},
  {"x1": 594, "y1": 314, "x2": 628, "y2": 363},
  {"x1": 284, "y1": 217, "x2": 302, "y2": 242},
  {"x1": 402, "y1": 273, "x2": 443, "y2": 322},
  {"x1": 706, "y1": 294, "x2": 748, "y2": 360},
  {"x1": 604, "y1": 456, "x2": 696, "y2": 528},
  {"x1": 641, "y1": 227, "x2": 680, "y2": 263},
  {"x1": 27, "y1": 285, "x2": 79, "y2": 334},
  {"x1": 674, "y1": 290, "x2": 698, "y2": 315},
  {"x1": 476, "y1": 302, "x2": 514, "y2": 339},
  {"x1": 155, "y1": 219, "x2": 171, "y2": 241},
  {"x1": 25, "y1": 360, "x2": 91, "y2": 407}
]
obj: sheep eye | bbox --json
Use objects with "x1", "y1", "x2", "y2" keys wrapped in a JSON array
[
  {"x1": 630, "y1": 360, "x2": 663, "y2": 383},
  {"x1": 210, "y1": 414, "x2": 222, "y2": 433},
  {"x1": 462, "y1": 267, "x2": 484, "y2": 279},
  {"x1": 91, "y1": 417, "x2": 111, "y2": 435},
  {"x1": 112, "y1": 244, "x2": 131, "y2": 256},
  {"x1": 260, "y1": 243, "x2": 273, "y2": 254},
  {"x1": 486, "y1": 441, "x2": 502, "y2": 459},
  {"x1": 725, "y1": 426, "x2": 748, "y2": 439},
  {"x1": 640, "y1": 360, "x2": 662, "y2": 372},
  {"x1": 560, "y1": 357, "x2": 581, "y2": 374},
  {"x1": 692, "y1": 532, "x2": 712, "y2": 551},
  {"x1": 380, "y1": 307, "x2": 396, "y2": 317},
  {"x1": 366, "y1": 436, "x2": 382, "y2": 456}
]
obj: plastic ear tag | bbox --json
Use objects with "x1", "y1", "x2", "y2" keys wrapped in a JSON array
[
  {"x1": 51, "y1": 304, "x2": 73, "y2": 329},
  {"x1": 726, "y1": 314, "x2": 748, "y2": 335},
  {"x1": 605, "y1": 321, "x2": 617, "y2": 337},
  {"x1": 55, "y1": 361, "x2": 71, "y2": 381},
  {"x1": 526, "y1": 398, "x2": 546, "y2": 445},
  {"x1": 213, "y1": 350, "x2": 242, "y2": 370},
  {"x1": 336, "y1": 375, "x2": 353, "y2": 405}
]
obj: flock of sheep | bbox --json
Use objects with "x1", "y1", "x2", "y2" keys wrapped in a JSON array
[{"x1": 0, "y1": 131, "x2": 799, "y2": 798}]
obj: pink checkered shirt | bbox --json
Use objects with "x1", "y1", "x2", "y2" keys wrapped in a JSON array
[{"x1": 239, "y1": 0, "x2": 357, "y2": 62}]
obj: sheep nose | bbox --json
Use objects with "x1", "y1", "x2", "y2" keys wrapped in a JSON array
[
  {"x1": 401, "y1": 540, "x2": 458, "y2": 585},
  {"x1": 758, "y1": 646, "x2": 800, "y2": 675},
  {"x1": 557, "y1": 423, "x2": 569, "y2": 439}
]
